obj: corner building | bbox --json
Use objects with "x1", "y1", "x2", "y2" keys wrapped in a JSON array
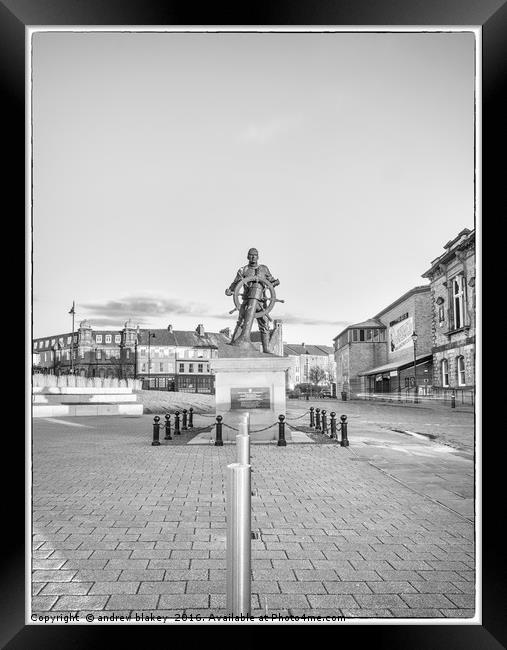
[{"x1": 422, "y1": 228, "x2": 475, "y2": 399}]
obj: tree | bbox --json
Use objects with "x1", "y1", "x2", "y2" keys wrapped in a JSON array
[{"x1": 309, "y1": 366, "x2": 327, "y2": 386}]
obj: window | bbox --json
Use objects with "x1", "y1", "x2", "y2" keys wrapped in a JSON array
[
  {"x1": 96, "y1": 335, "x2": 103, "y2": 343},
  {"x1": 105, "y1": 334, "x2": 112, "y2": 344},
  {"x1": 141, "y1": 363, "x2": 146, "y2": 372},
  {"x1": 80, "y1": 350, "x2": 84, "y2": 359},
  {"x1": 59, "y1": 337, "x2": 63, "y2": 345},
  {"x1": 179, "y1": 363, "x2": 184, "y2": 373},
  {"x1": 352, "y1": 330, "x2": 358, "y2": 342},
  {"x1": 189, "y1": 363, "x2": 194, "y2": 373},
  {"x1": 96, "y1": 350, "x2": 102, "y2": 360},
  {"x1": 34, "y1": 341, "x2": 38, "y2": 349},
  {"x1": 457, "y1": 356, "x2": 466, "y2": 386},
  {"x1": 441, "y1": 359, "x2": 449, "y2": 387},
  {"x1": 359, "y1": 329, "x2": 365, "y2": 341},
  {"x1": 67, "y1": 336, "x2": 72, "y2": 344},
  {"x1": 51, "y1": 338, "x2": 55, "y2": 345},
  {"x1": 44, "y1": 340, "x2": 49, "y2": 347},
  {"x1": 105, "y1": 350, "x2": 111, "y2": 359},
  {"x1": 126, "y1": 349, "x2": 130, "y2": 359},
  {"x1": 452, "y1": 275, "x2": 465, "y2": 329},
  {"x1": 159, "y1": 363, "x2": 164, "y2": 372},
  {"x1": 198, "y1": 363, "x2": 203, "y2": 373},
  {"x1": 115, "y1": 334, "x2": 121, "y2": 344}
]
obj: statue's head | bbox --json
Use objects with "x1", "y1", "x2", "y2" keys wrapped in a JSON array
[{"x1": 247, "y1": 248, "x2": 259, "y2": 265}]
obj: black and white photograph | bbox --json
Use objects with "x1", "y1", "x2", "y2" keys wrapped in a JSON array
[{"x1": 7, "y1": 3, "x2": 498, "y2": 638}]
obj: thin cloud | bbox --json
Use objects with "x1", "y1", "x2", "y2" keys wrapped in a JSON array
[
  {"x1": 239, "y1": 114, "x2": 303, "y2": 144},
  {"x1": 277, "y1": 312, "x2": 350, "y2": 328},
  {"x1": 81, "y1": 295, "x2": 210, "y2": 321}
]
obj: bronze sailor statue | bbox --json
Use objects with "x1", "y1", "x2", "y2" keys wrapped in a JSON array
[{"x1": 225, "y1": 248, "x2": 283, "y2": 353}]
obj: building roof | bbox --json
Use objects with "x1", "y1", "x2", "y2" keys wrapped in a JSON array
[
  {"x1": 422, "y1": 228, "x2": 475, "y2": 278},
  {"x1": 137, "y1": 329, "x2": 225, "y2": 348},
  {"x1": 357, "y1": 353, "x2": 432, "y2": 376},
  {"x1": 373, "y1": 286, "x2": 430, "y2": 320},
  {"x1": 284, "y1": 343, "x2": 334, "y2": 357}
]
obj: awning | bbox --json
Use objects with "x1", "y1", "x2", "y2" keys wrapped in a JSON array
[{"x1": 358, "y1": 353, "x2": 432, "y2": 377}]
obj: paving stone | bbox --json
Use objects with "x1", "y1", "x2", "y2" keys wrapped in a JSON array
[
  {"x1": 31, "y1": 596, "x2": 58, "y2": 611},
  {"x1": 105, "y1": 595, "x2": 159, "y2": 610},
  {"x1": 401, "y1": 594, "x2": 456, "y2": 608},
  {"x1": 52, "y1": 595, "x2": 109, "y2": 610},
  {"x1": 307, "y1": 595, "x2": 357, "y2": 609},
  {"x1": 389, "y1": 609, "x2": 445, "y2": 618},
  {"x1": 366, "y1": 581, "x2": 417, "y2": 594},
  {"x1": 341, "y1": 609, "x2": 392, "y2": 618},
  {"x1": 88, "y1": 582, "x2": 140, "y2": 595},
  {"x1": 441, "y1": 609, "x2": 475, "y2": 618},
  {"x1": 278, "y1": 581, "x2": 326, "y2": 594},
  {"x1": 354, "y1": 594, "x2": 408, "y2": 608},
  {"x1": 251, "y1": 581, "x2": 281, "y2": 594},
  {"x1": 443, "y1": 593, "x2": 475, "y2": 608},
  {"x1": 72, "y1": 570, "x2": 121, "y2": 582},
  {"x1": 324, "y1": 581, "x2": 373, "y2": 594},
  {"x1": 159, "y1": 594, "x2": 209, "y2": 609},
  {"x1": 40, "y1": 583, "x2": 93, "y2": 595},
  {"x1": 119, "y1": 570, "x2": 165, "y2": 582},
  {"x1": 33, "y1": 570, "x2": 77, "y2": 582}
]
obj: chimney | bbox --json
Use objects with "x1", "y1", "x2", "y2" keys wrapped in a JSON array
[
  {"x1": 196, "y1": 324, "x2": 205, "y2": 337},
  {"x1": 167, "y1": 324, "x2": 173, "y2": 332}
]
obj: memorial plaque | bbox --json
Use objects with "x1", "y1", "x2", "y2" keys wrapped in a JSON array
[{"x1": 230, "y1": 387, "x2": 270, "y2": 410}]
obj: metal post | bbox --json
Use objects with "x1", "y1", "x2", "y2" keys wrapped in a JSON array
[
  {"x1": 340, "y1": 414, "x2": 349, "y2": 447},
  {"x1": 188, "y1": 407, "x2": 194, "y2": 428},
  {"x1": 309, "y1": 407, "x2": 315, "y2": 428},
  {"x1": 451, "y1": 391, "x2": 456, "y2": 409},
  {"x1": 330, "y1": 412, "x2": 337, "y2": 439},
  {"x1": 215, "y1": 415, "x2": 224, "y2": 446},
  {"x1": 151, "y1": 416, "x2": 161, "y2": 446},
  {"x1": 321, "y1": 409, "x2": 328, "y2": 435},
  {"x1": 226, "y1": 462, "x2": 251, "y2": 616},
  {"x1": 174, "y1": 411, "x2": 181, "y2": 435},
  {"x1": 315, "y1": 408, "x2": 321, "y2": 431},
  {"x1": 277, "y1": 414, "x2": 287, "y2": 447},
  {"x1": 164, "y1": 414, "x2": 172, "y2": 440},
  {"x1": 182, "y1": 409, "x2": 188, "y2": 430}
]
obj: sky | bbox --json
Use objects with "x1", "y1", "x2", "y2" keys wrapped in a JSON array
[{"x1": 32, "y1": 30, "x2": 475, "y2": 345}]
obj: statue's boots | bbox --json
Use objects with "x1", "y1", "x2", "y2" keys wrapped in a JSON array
[{"x1": 261, "y1": 332, "x2": 271, "y2": 353}]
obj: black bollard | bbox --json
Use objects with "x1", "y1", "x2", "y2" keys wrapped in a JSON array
[
  {"x1": 309, "y1": 407, "x2": 315, "y2": 428},
  {"x1": 277, "y1": 414, "x2": 287, "y2": 447},
  {"x1": 188, "y1": 407, "x2": 194, "y2": 428},
  {"x1": 340, "y1": 414, "x2": 349, "y2": 447},
  {"x1": 330, "y1": 412, "x2": 337, "y2": 439},
  {"x1": 321, "y1": 410, "x2": 328, "y2": 435},
  {"x1": 174, "y1": 411, "x2": 181, "y2": 435},
  {"x1": 182, "y1": 409, "x2": 188, "y2": 430},
  {"x1": 315, "y1": 408, "x2": 321, "y2": 431},
  {"x1": 151, "y1": 416, "x2": 161, "y2": 446},
  {"x1": 215, "y1": 415, "x2": 224, "y2": 446},
  {"x1": 164, "y1": 413, "x2": 172, "y2": 440},
  {"x1": 451, "y1": 391, "x2": 456, "y2": 409}
]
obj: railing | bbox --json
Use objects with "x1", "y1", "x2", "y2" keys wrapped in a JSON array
[
  {"x1": 358, "y1": 388, "x2": 474, "y2": 406},
  {"x1": 32, "y1": 373, "x2": 142, "y2": 390}
]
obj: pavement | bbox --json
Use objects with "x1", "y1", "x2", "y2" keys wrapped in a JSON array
[{"x1": 31, "y1": 401, "x2": 476, "y2": 621}]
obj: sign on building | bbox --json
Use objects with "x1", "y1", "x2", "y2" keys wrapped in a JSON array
[{"x1": 389, "y1": 316, "x2": 414, "y2": 352}]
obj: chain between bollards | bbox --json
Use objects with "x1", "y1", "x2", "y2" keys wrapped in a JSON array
[
  {"x1": 164, "y1": 413, "x2": 172, "y2": 440},
  {"x1": 151, "y1": 416, "x2": 161, "y2": 446}
]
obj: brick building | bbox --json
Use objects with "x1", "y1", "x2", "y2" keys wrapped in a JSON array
[
  {"x1": 421, "y1": 228, "x2": 475, "y2": 398},
  {"x1": 32, "y1": 318, "x2": 286, "y2": 394},
  {"x1": 283, "y1": 343, "x2": 336, "y2": 391},
  {"x1": 334, "y1": 286, "x2": 433, "y2": 399}
]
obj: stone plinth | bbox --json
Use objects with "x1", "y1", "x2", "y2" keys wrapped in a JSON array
[{"x1": 210, "y1": 354, "x2": 291, "y2": 441}]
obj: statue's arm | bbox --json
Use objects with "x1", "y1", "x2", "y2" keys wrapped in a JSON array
[
  {"x1": 225, "y1": 268, "x2": 243, "y2": 295},
  {"x1": 263, "y1": 265, "x2": 280, "y2": 287}
]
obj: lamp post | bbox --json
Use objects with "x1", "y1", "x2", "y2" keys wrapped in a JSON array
[
  {"x1": 68, "y1": 301, "x2": 75, "y2": 374},
  {"x1": 411, "y1": 331, "x2": 418, "y2": 404},
  {"x1": 148, "y1": 330, "x2": 156, "y2": 387},
  {"x1": 134, "y1": 325, "x2": 140, "y2": 381}
]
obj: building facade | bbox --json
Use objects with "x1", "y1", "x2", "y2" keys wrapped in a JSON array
[
  {"x1": 334, "y1": 286, "x2": 433, "y2": 398},
  {"x1": 284, "y1": 343, "x2": 336, "y2": 391},
  {"x1": 422, "y1": 228, "x2": 475, "y2": 397}
]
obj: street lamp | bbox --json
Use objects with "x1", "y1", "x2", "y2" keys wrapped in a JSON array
[
  {"x1": 148, "y1": 330, "x2": 156, "y2": 386},
  {"x1": 134, "y1": 325, "x2": 140, "y2": 381},
  {"x1": 411, "y1": 331, "x2": 418, "y2": 404}
]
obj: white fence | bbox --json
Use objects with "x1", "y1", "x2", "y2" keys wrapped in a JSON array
[{"x1": 32, "y1": 373, "x2": 142, "y2": 391}]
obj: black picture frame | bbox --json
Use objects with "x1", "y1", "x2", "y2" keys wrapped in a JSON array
[{"x1": 7, "y1": 0, "x2": 502, "y2": 646}]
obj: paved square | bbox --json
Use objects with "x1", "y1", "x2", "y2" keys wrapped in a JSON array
[{"x1": 32, "y1": 415, "x2": 475, "y2": 620}]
